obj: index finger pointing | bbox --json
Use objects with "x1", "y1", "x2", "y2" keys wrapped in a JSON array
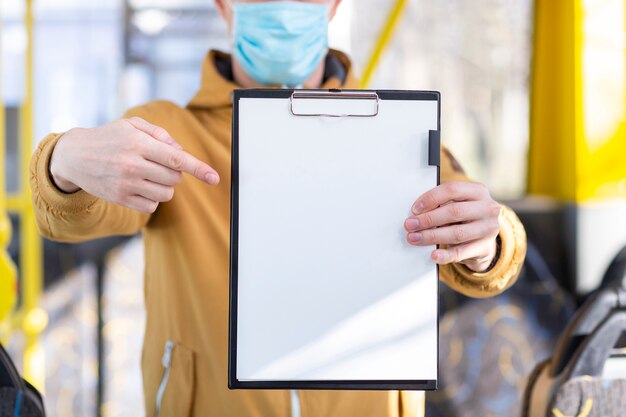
[
  {"x1": 144, "y1": 140, "x2": 220, "y2": 185},
  {"x1": 412, "y1": 182, "x2": 488, "y2": 214}
]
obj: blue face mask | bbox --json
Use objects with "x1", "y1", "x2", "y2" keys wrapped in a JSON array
[{"x1": 232, "y1": 1, "x2": 331, "y2": 87}]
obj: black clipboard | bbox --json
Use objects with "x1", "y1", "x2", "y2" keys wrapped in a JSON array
[{"x1": 229, "y1": 89, "x2": 441, "y2": 390}]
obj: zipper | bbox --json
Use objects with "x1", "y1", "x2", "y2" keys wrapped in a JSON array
[
  {"x1": 290, "y1": 389, "x2": 301, "y2": 417},
  {"x1": 154, "y1": 340, "x2": 175, "y2": 417}
]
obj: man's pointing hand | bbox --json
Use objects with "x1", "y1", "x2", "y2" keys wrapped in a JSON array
[{"x1": 50, "y1": 117, "x2": 220, "y2": 213}]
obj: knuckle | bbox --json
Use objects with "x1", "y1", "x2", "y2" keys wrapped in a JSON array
[
  {"x1": 489, "y1": 201, "x2": 501, "y2": 217},
  {"x1": 425, "y1": 230, "x2": 437, "y2": 244},
  {"x1": 451, "y1": 203, "x2": 465, "y2": 220},
  {"x1": 130, "y1": 137, "x2": 147, "y2": 154},
  {"x1": 490, "y1": 219, "x2": 501, "y2": 234},
  {"x1": 168, "y1": 152, "x2": 184, "y2": 170},
  {"x1": 444, "y1": 181, "x2": 461, "y2": 196},
  {"x1": 421, "y1": 212, "x2": 434, "y2": 228},
  {"x1": 454, "y1": 226, "x2": 466, "y2": 243},
  {"x1": 153, "y1": 126, "x2": 167, "y2": 140},
  {"x1": 124, "y1": 116, "x2": 143, "y2": 128},
  {"x1": 118, "y1": 162, "x2": 130, "y2": 176},
  {"x1": 121, "y1": 160, "x2": 138, "y2": 177},
  {"x1": 118, "y1": 179, "x2": 135, "y2": 195},
  {"x1": 192, "y1": 166, "x2": 204, "y2": 180},
  {"x1": 452, "y1": 247, "x2": 463, "y2": 262},
  {"x1": 424, "y1": 192, "x2": 438, "y2": 209}
]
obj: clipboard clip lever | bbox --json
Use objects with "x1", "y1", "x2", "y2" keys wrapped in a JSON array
[{"x1": 289, "y1": 90, "x2": 380, "y2": 118}]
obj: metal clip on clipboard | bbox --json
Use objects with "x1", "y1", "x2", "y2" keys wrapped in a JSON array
[
  {"x1": 289, "y1": 89, "x2": 440, "y2": 167},
  {"x1": 289, "y1": 90, "x2": 380, "y2": 118}
]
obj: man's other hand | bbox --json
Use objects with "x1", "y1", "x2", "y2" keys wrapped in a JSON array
[
  {"x1": 404, "y1": 181, "x2": 500, "y2": 272},
  {"x1": 49, "y1": 117, "x2": 220, "y2": 213}
]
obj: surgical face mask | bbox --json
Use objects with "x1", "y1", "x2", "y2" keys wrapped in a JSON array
[{"x1": 230, "y1": 1, "x2": 331, "y2": 87}]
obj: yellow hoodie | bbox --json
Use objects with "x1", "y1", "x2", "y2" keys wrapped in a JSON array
[{"x1": 30, "y1": 50, "x2": 526, "y2": 417}]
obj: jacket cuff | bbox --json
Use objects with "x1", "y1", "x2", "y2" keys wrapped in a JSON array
[
  {"x1": 30, "y1": 133, "x2": 98, "y2": 214},
  {"x1": 439, "y1": 204, "x2": 527, "y2": 298}
]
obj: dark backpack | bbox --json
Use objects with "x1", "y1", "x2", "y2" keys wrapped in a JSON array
[{"x1": 0, "y1": 344, "x2": 45, "y2": 417}]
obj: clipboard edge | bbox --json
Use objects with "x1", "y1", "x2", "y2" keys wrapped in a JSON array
[
  {"x1": 233, "y1": 88, "x2": 441, "y2": 102},
  {"x1": 228, "y1": 379, "x2": 437, "y2": 391},
  {"x1": 228, "y1": 90, "x2": 242, "y2": 389}
]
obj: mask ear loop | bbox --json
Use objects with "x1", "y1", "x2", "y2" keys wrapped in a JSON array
[{"x1": 223, "y1": 0, "x2": 236, "y2": 44}]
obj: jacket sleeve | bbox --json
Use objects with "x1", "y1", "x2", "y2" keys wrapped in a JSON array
[
  {"x1": 438, "y1": 147, "x2": 527, "y2": 298},
  {"x1": 30, "y1": 112, "x2": 151, "y2": 243}
]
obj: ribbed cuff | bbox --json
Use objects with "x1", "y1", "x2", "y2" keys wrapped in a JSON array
[
  {"x1": 30, "y1": 132, "x2": 98, "y2": 214},
  {"x1": 439, "y1": 204, "x2": 527, "y2": 298}
]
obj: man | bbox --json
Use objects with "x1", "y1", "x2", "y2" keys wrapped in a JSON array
[{"x1": 30, "y1": 0, "x2": 526, "y2": 415}]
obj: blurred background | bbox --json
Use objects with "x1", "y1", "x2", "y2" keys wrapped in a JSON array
[{"x1": 1, "y1": 0, "x2": 625, "y2": 416}]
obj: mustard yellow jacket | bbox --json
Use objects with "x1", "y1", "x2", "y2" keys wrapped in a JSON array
[{"x1": 30, "y1": 50, "x2": 526, "y2": 417}]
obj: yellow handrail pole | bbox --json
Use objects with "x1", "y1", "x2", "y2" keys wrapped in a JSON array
[
  {"x1": 359, "y1": 0, "x2": 409, "y2": 89},
  {"x1": 529, "y1": 0, "x2": 626, "y2": 201},
  {"x1": 0, "y1": 1, "x2": 18, "y2": 339},
  {"x1": 528, "y1": 0, "x2": 581, "y2": 200},
  {"x1": 19, "y1": 0, "x2": 46, "y2": 391}
]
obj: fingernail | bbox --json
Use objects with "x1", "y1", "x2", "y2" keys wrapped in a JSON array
[
  {"x1": 205, "y1": 173, "x2": 219, "y2": 184},
  {"x1": 408, "y1": 232, "x2": 422, "y2": 243},
  {"x1": 432, "y1": 251, "x2": 445, "y2": 262},
  {"x1": 405, "y1": 218, "x2": 419, "y2": 230},
  {"x1": 412, "y1": 201, "x2": 424, "y2": 214}
]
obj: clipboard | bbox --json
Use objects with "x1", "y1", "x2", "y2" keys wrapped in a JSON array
[{"x1": 229, "y1": 89, "x2": 441, "y2": 391}]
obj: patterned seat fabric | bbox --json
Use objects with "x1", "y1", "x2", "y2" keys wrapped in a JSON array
[
  {"x1": 523, "y1": 359, "x2": 626, "y2": 417},
  {"x1": 550, "y1": 377, "x2": 626, "y2": 417},
  {"x1": 425, "y1": 244, "x2": 576, "y2": 417}
]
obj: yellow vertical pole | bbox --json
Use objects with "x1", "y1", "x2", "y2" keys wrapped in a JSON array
[
  {"x1": 19, "y1": 0, "x2": 46, "y2": 391},
  {"x1": 529, "y1": 0, "x2": 626, "y2": 201},
  {"x1": 359, "y1": 0, "x2": 409, "y2": 89},
  {"x1": 528, "y1": 0, "x2": 582, "y2": 200},
  {"x1": 0, "y1": 1, "x2": 18, "y2": 331}
]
